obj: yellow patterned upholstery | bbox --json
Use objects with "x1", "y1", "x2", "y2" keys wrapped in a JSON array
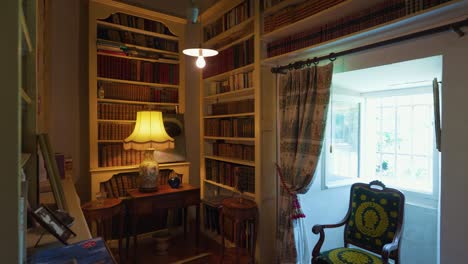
[
  {"x1": 312, "y1": 181, "x2": 405, "y2": 264},
  {"x1": 316, "y1": 248, "x2": 383, "y2": 264}
]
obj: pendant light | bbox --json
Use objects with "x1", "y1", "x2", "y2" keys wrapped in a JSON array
[{"x1": 182, "y1": 0, "x2": 218, "y2": 69}]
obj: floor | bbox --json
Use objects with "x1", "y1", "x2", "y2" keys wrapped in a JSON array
[{"x1": 110, "y1": 231, "x2": 253, "y2": 264}]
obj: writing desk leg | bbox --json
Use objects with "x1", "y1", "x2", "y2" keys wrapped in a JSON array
[
  {"x1": 183, "y1": 207, "x2": 187, "y2": 238},
  {"x1": 196, "y1": 204, "x2": 200, "y2": 250}
]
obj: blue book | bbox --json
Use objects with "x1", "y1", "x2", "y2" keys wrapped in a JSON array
[{"x1": 30, "y1": 237, "x2": 115, "y2": 264}]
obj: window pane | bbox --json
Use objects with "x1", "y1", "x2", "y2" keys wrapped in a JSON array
[
  {"x1": 397, "y1": 106, "x2": 411, "y2": 154},
  {"x1": 412, "y1": 105, "x2": 432, "y2": 155},
  {"x1": 327, "y1": 100, "x2": 360, "y2": 183},
  {"x1": 379, "y1": 107, "x2": 395, "y2": 153}
]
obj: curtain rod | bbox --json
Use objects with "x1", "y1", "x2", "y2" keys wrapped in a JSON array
[{"x1": 271, "y1": 18, "x2": 468, "y2": 74}]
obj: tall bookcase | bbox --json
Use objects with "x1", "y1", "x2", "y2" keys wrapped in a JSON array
[
  {"x1": 88, "y1": 0, "x2": 189, "y2": 199},
  {"x1": 19, "y1": 0, "x2": 39, "y2": 261},
  {"x1": 199, "y1": 0, "x2": 277, "y2": 262}
]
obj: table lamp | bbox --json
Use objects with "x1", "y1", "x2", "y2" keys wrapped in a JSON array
[{"x1": 123, "y1": 111, "x2": 174, "y2": 192}]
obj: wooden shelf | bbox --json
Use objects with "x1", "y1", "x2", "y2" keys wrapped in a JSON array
[
  {"x1": 97, "y1": 119, "x2": 136, "y2": 123},
  {"x1": 261, "y1": 0, "x2": 467, "y2": 65},
  {"x1": 96, "y1": 38, "x2": 179, "y2": 56},
  {"x1": 204, "y1": 112, "x2": 255, "y2": 119},
  {"x1": 216, "y1": 32, "x2": 255, "y2": 53},
  {"x1": 204, "y1": 87, "x2": 255, "y2": 101},
  {"x1": 262, "y1": 0, "x2": 371, "y2": 42},
  {"x1": 203, "y1": 64, "x2": 254, "y2": 82},
  {"x1": 20, "y1": 8, "x2": 33, "y2": 53},
  {"x1": 20, "y1": 88, "x2": 32, "y2": 105},
  {"x1": 98, "y1": 140, "x2": 123, "y2": 143},
  {"x1": 21, "y1": 153, "x2": 31, "y2": 168},
  {"x1": 97, "y1": 20, "x2": 179, "y2": 41},
  {"x1": 97, "y1": 98, "x2": 178, "y2": 106},
  {"x1": 205, "y1": 155, "x2": 255, "y2": 167},
  {"x1": 204, "y1": 17, "x2": 254, "y2": 48},
  {"x1": 97, "y1": 77, "x2": 179, "y2": 89},
  {"x1": 204, "y1": 136, "x2": 255, "y2": 142},
  {"x1": 263, "y1": 0, "x2": 306, "y2": 16},
  {"x1": 97, "y1": 52, "x2": 179, "y2": 64},
  {"x1": 204, "y1": 179, "x2": 255, "y2": 198}
]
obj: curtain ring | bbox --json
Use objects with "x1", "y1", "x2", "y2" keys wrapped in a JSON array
[
  {"x1": 305, "y1": 58, "x2": 312, "y2": 67},
  {"x1": 288, "y1": 63, "x2": 294, "y2": 70},
  {"x1": 328, "y1": 52, "x2": 337, "y2": 62},
  {"x1": 293, "y1": 61, "x2": 302, "y2": 69},
  {"x1": 312, "y1": 57, "x2": 319, "y2": 66}
]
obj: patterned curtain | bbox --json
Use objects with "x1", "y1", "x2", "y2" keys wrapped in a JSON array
[{"x1": 276, "y1": 63, "x2": 333, "y2": 263}]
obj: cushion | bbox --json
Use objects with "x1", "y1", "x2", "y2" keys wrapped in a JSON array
[
  {"x1": 344, "y1": 185, "x2": 403, "y2": 253},
  {"x1": 316, "y1": 247, "x2": 383, "y2": 264}
]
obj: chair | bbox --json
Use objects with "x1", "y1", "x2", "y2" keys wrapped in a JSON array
[{"x1": 312, "y1": 180, "x2": 405, "y2": 264}]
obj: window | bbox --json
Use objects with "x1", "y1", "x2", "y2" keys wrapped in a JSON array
[
  {"x1": 323, "y1": 98, "x2": 360, "y2": 187},
  {"x1": 324, "y1": 88, "x2": 439, "y2": 198}
]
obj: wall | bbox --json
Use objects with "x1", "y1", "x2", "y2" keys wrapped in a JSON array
[
  {"x1": 0, "y1": 0, "x2": 20, "y2": 261},
  {"x1": 299, "y1": 29, "x2": 468, "y2": 263},
  {"x1": 47, "y1": 0, "x2": 89, "y2": 201}
]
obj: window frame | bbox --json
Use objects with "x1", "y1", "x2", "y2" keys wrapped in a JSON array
[{"x1": 322, "y1": 86, "x2": 440, "y2": 207}]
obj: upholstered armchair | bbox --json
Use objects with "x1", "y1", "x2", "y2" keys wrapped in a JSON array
[{"x1": 312, "y1": 181, "x2": 405, "y2": 264}]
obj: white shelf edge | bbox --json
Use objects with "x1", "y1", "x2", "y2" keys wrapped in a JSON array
[
  {"x1": 97, "y1": 77, "x2": 179, "y2": 89},
  {"x1": 204, "y1": 112, "x2": 255, "y2": 119},
  {"x1": 204, "y1": 179, "x2": 255, "y2": 198},
  {"x1": 97, "y1": 98, "x2": 179, "y2": 106},
  {"x1": 97, "y1": 20, "x2": 179, "y2": 41},
  {"x1": 204, "y1": 155, "x2": 255, "y2": 167},
  {"x1": 97, "y1": 52, "x2": 179, "y2": 64}
]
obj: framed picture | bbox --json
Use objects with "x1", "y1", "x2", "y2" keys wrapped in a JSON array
[
  {"x1": 38, "y1": 133, "x2": 67, "y2": 211},
  {"x1": 30, "y1": 205, "x2": 76, "y2": 245}
]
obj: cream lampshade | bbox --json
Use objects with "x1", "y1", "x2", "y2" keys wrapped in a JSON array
[{"x1": 124, "y1": 111, "x2": 174, "y2": 192}]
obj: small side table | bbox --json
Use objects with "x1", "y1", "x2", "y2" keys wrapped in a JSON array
[
  {"x1": 220, "y1": 197, "x2": 258, "y2": 264},
  {"x1": 81, "y1": 198, "x2": 124, "y2": 263}
]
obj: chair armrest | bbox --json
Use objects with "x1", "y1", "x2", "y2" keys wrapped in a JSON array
[
  {"x1": 312, "y1": 221, "x2": 347, "y2": 261},
  {"x1": 381, "y1": 226, "x2": 403, "y2": 264}
]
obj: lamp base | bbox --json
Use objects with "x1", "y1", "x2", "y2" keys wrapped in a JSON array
[{"x1": 138, "y1": 149, "x2": 159, "y2": 193}]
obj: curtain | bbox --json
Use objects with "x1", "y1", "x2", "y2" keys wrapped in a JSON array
[{"x1": 276, "y1": 63, "x2": 333, "y2": 263}]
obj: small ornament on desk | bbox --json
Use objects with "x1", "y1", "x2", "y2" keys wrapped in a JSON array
[{"x1": 167, "y1": 171, "x2": 181, "y2": 189}]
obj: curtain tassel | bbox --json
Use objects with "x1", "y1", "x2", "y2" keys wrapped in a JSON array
[{"x1": 276, "y1": 163, "x2": 306, "y2": 220}]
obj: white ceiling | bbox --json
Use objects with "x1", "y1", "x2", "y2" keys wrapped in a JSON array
[
  {"x1": 332, "y1": 55, "x2": 443, "y2": 94},
  {"x1": 116, "y1": 0, "x2": 219, "y2": 19}
]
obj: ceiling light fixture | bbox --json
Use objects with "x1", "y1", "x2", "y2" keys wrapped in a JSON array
[{"x1": 182, "y1": 1, "x2": 218, "y2": 69}]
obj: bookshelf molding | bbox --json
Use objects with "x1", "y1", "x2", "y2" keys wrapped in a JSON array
[
  {"x1": 203, "y1": 64, "x2": 254, "y2": 82},
  {"x1": 97, "y1": 52, "x2": 179, "y2": 65},
  {"x1": 261, "y1": 0, "x2": 466, "y2": 65},
  {"x1": 205, "y1": 155, "x2": 255, "y2": 167},
  {"x1": 89, "y1": 0, "x2": 188, "y2": 198},
  {"x1": 204, "y1": 87, "x2": 255, "y2": 101}
]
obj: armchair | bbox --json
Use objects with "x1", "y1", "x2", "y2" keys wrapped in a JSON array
[{"x1": 312, "y1": 181, "x2": 405, "y2": 264}]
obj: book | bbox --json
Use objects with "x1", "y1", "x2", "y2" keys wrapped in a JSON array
[{"x1": 29, "y1": 237, "x2": 116, "y2": 264}]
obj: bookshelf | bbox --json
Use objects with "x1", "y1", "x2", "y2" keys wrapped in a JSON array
[
  {"x1": 88, "y1": 0, "x2": 189, "y2": 199},
  {"x1": 261, "y1": 0, "x2": 463, "y2": 64},
  {"x1": 199, "y1": 0, "x2": 277, "y2": 261}
]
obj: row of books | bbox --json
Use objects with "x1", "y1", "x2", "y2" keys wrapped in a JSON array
[
  {"x1": 99, "y1": 82, "x2": 178, "y2": 103},
  {"x1": 262, "y1": 0, "x2": 287, "y2": 10},
  {"x1": 202, "y1": 198, "x2": 256, "y2": 250},
  {"x1": 97, "y1": 40, "x2": 178, "y2": 61},
  {"x1": 203, "y1": 0, "x2": 253, "y2": 41},
  {"x1": 212, "y1": 142, "x2": 255, "y2": 161},
  {"x1": 98, "y1": 103, "x2": 143, "y2": 121},
  {"x1": 98, "y1": 27, "x2": 178, "y2": 52},
  {"x1": 208, "y1": 71, "x2": 254, "y2": 95},
  {"x1": 101, "y1": 13, "x2": 174, "y2": 35},
  {"x1": 204, "y1": 117, "x2": 255, "y2": 138},
  {"x1": 264, "y1": 0, "x2": 346, "y2": 34},
  {"x1": 266, "y1": 0, "x2": 452, "y2": 57},
  {"x1": 203, "y1": 37, "x2": 254, "y2": 78},
  {"x1": 98, "y1": 55, "x2": 180, "y2": 85},
  {"x1": 99, "y1": 143, "x2": 143, "y2": 167},
  {"x1": 210, "y1": 99, "x2": 254, "y2": 115},
  {"x1": 205, "y1": 159, "x2": 255, "y2": 193},
  {"x1": 98, "y1": 123, "x2": 134, "y2": 140}
]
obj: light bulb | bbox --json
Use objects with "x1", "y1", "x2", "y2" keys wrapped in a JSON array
[{"x1": 196, "y1": 56, "x2": 206, "y2": 68}]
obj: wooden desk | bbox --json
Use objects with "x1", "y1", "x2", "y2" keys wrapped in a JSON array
[{"x1": 127, "y1": 184, "x2": 201, "y2": 261}]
